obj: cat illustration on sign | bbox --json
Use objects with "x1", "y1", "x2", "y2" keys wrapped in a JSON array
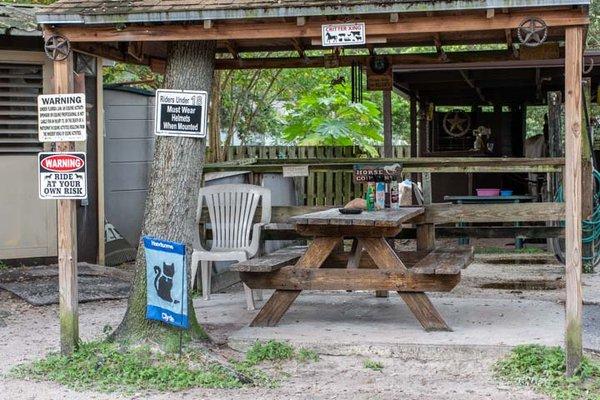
[{"x1": 153, "y1": 262, "x2": 180, "y2": 304}]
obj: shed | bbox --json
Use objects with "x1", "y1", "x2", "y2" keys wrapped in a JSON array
[{"x1": 0, "y1": 3, "x2": 103, "y2": 263}]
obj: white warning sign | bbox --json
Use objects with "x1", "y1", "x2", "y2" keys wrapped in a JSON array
[
  {"x1": 321, "y1": 22, "x2": 366, "y2": 47},
  {"x1": 37, "y1": 93, "x2": 87, "y2": 142},
  {"x1": 38, "y1": 152, "x2": 87, "y2": 200},
  {"x1": 155, "y1": 89, "x2": 207, "y2": 138}
]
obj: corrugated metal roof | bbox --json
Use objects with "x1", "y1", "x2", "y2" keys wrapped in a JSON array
[
  {"x1": 0, "y1": 3, "x2": 40, "y2": 36},
  {"x1": 37, "y1": 0, "x2": 590, "y2": 25}
]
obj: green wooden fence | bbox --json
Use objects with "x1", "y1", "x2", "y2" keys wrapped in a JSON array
[{"x1": 224, "y1": 145, "x2": 410, "y2": 206}]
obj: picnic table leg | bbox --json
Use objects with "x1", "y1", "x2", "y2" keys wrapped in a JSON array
[
  {"x1": 399, "y1": 292, "x2": 452, "y2": 332},
  {"x1": 362, "y1": 236, "x2": 452, "y2": 332},
  {"x1": 249, "y1": 236, "x2": 341, "y2": 327},
  {"x1": 250, "y1": 290, "x2": 301, "y2": 327}
]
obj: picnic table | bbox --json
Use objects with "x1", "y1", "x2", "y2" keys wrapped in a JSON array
[{"x1": 232, "y1": 207, "x2": 473, "y2": 331}]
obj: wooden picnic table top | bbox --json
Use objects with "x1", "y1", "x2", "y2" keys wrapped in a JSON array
[{"x1": 289, "y1": 207, "x2": 425, "y2": 228}]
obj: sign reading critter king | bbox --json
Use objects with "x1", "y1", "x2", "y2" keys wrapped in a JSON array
[
  {"x1": 37, "y1": 94, "x2": 87, "y2": 142},
  {"x1": 321, "y1": 22, "x2": 366, "y2": 47},
  {"x1": 38, "y1": 152, "x2": 87, "y2": 200},
  {"x1": 155, "y1": 89, "x2": 207, "y2": 138}
]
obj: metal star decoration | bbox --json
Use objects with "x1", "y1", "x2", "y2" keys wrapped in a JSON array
[
  {"x1": 443, "y1": 110, "x2": 471, "y2": 138},
  {"x1": 517, "y1": 18, "x2": 548, "y2": 48},
  {"x1": 44, "y1": 35, "x2": 71, "y2": 61}
]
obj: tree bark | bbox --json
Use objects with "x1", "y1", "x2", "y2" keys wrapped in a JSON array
[{"x1": 114, "y1": 40, "x2": 216, "y2": 342}]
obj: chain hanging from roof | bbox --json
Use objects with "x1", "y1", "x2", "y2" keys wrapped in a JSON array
[{"x1": 351, "y1": 61, "x2": 363, "y2": 103}]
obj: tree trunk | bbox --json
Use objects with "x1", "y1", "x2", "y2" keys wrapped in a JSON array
[{"x1": 114, "y1": 40, "x2": 216, "y2": 342}]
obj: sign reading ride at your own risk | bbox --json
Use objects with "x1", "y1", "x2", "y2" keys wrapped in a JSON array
[
  {"x1": 38, "y1": 152, "x2": 87, "y2": 199},
  {"x1": 155, "y1": 89, "x2": 208, "y2": 138},
  {"x1": 37, "y1": 93, "x2": 87, "y2": 142}
]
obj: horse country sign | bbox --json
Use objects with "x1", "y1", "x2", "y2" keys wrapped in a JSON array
[
  {"x1": 38, "y1": 152, "x2": 87, "y2": 199},
  {"x1": 321, "y1": 22, "x2": 366, "y2": 47}
]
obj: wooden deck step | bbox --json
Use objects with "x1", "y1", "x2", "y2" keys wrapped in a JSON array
[{"x1": 410, "y1": 246, "x2": 474, "y2": 275}]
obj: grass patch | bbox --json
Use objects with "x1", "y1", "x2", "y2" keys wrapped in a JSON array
[
  {"x1": 243, "y1": 340, "x2": 319, "y2": 365},
  {"x1": 297, "y1": 348, "x2": 320, "y2": 363},
  {"x1": 14, "y1": 339, "x2": 320, "y2": 394},
  {"x1": 13, "y1": 341, "x2": 243, "y2": 393},
  {"x1": 0, "y1": 260, "x2": 9, "y2": 271},
  {"x1": 364, "y1": 359, "x2": 384, "y2": 372},
  {"x1": 495, "y1": 345, "x2": 600, "y2": 400},
  {"x1": 476, "y1": 246, "x2": 546, "y2": 255}
]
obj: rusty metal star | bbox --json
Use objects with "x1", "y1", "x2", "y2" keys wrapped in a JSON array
[
  {"x1": 518, "y1": 18, "x2": 548, "y2": 47},
  {"x1": 44, "y1": 35, "x2": 71, "y2": 61},
  {"x1": 443, "y1": 110, "x2": 471, "y2": 137}
]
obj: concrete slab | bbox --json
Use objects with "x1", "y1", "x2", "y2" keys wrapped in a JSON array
[{"x1": 195, "y1": 292, "x2": 571, "y2": 359}]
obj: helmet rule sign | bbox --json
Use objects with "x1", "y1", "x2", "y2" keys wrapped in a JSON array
[
  {"x1": 37, "y1": 93, "x2": 87, "y2": 142},
  {"x1": 38, "y1": 152, "x2": 87, "y2": 200},
  {"x1": 155, "y1": 89, "x2": 207, "y2": 138}
]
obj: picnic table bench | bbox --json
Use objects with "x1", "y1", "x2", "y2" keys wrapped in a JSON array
[{"x1": 232, "y1": 207, "x2": 474, "y2": 331}]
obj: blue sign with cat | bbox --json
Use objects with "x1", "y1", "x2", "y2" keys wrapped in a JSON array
[{"x1": 143, "y1": 236, "x2": 189, "y2": 329}]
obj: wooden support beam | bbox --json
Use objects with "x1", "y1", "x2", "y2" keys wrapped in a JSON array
[
  {"x1": 564, "y1": 25, "x2": 584, "y2": 377},
  {"x1": 241, "y1": 268, "x2": 460, "y2": 292},
  {"x1": 433, "y1": 33, "x2": 448, "y2": 62},
  {"x1": 205, "y1": 157, "x2": 565, "y2": 174},
  {"x1": 383, "y1": 90, "x2": 393, "y2": 158},
  {"x1": 410, "y1": 97, "x2": 418, "y2": 158},
  {"x1": 416, "y1": 202, "x2": 565, "y2": 224},
  {"x1": 54, "y1": 54, "x2": 79, "y2": 356},
  {"x1": 46, "y1": 9, "x2": 588, "y2": 43},
  {"x1": 290, "y1": 38, "x2": 305, "y2": 58},
  {"x1": 224, "y1": 40, "x2": 239, "y2": 59},
  {"x1": 460, "y1": 70, "x2": 489, "y2": 104}
]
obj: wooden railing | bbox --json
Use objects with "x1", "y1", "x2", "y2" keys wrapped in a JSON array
[
  {"x1": 221, "y1": 145, "x2": 410, "y2": 206},
  {"x1": 201, "y1": 203, "x2": 566, "y2": 240}
]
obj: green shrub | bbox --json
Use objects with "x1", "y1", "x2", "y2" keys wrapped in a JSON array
[{"x1": 495, "y1": 345, "x2": 600, "y2": 400}]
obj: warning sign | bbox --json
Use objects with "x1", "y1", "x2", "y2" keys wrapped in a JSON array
[
  {"x1": 155, "y1": 89, "x2": 207, "y2": 138},
  {"x1": 37, "y1": 93, "x2": 87, "y2": 142},
  {"x1": 321, "y1": 22, "x2": 366, "y2": 47},
  {"x1": 38, "y1": 152, "x2": 87, "y2": 200}
]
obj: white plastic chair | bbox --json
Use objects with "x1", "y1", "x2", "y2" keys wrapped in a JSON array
[{"x1": 191, "y1": 184, "x2": 271, "y2": 310}]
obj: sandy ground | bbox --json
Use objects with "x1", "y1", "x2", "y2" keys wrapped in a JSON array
[{"x1": 0, "y1": 276, "x2": 554, "y2": 400}]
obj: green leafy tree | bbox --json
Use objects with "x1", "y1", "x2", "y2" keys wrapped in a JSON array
[{"x1": 282, "y1": 83, "x2": 384, "y2": 155}]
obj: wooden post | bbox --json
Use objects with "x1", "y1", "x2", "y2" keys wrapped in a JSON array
[
  {"x1": 417, "y1": 101, "x2": 428, "y2": 156},
  {"x1": 96, "y1": 57, "x2": 106, "y2": 265},
  {"x1": 564, "y1": 26, "x2": 584, "y2": 377},
  {"x1": 54, "y1": 54, "x2": 79, "y2": 355},
  {"x1": 383, "y1": 90, "x2": 393, "y2": 158},
  {"x1": 410, "y1": 97, "x2": 417, "y2": 158}
]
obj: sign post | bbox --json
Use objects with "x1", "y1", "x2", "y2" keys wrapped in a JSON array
[{"x1": 40, "y1": 50, "x2": 85, "y2": 355}]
